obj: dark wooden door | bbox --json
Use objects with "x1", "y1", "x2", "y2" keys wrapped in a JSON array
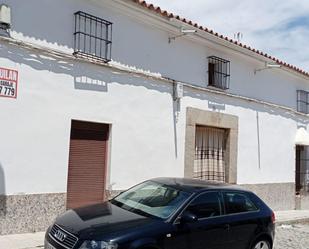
[
  {"x1": 67, "y1": 120, "x2": 109, "y2": 209},
  {"x1": 296, "y1": 145, "x2": 303, "y2": 194}
]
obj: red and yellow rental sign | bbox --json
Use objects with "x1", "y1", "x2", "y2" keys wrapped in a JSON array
[{"x1": 0, "y1": 67, "x2": 18, "y2": 99}]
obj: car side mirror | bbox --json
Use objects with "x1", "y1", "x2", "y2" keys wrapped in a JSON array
[{"x1": 181, "y1": 211, "x2": 198, "y2": 223}]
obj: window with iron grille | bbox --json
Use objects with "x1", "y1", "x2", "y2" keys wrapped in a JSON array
[
  {"x1": 73, "y1": 11, "x2": 112, "y2": 62},
  {"x1": 297, "y1": 90, "x2": 309, "y2": 114},
  {"x1": 208, "y1": 56, "x2": 230, "y2": 90},
  {"x1": 194, "y1": 126, "x2": 227, "y2": 182}
]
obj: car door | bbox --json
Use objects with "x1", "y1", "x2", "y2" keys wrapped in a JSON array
[
  {"x1": 222, "y1": 191, "x2": 260, "y2": 249},
  {"x1": 174, "y1": 191, "x2": 230, "y2": 249}
]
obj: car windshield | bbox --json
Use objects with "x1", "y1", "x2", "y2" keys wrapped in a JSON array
[{"x1": 110, "y1": 181, "x2": 191, "y2": 219}]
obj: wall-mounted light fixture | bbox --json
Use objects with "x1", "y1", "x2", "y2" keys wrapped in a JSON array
[
  {"x1": 168, "y1": 27, "x2": 197, "y2": 43},
  {"x1": 254, "y1": 62, "x2": 281, "y2": 74}
]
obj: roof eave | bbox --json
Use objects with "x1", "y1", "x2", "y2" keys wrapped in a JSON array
[{"x1": 127, "y1": 0, "x2": 309, "y2": 80}]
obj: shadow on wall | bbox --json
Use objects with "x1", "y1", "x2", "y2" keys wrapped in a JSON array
[
  {"x1": 185, "y1": 87, "x2": 309, "y2": 125},
  {"x1": 0, "y1": 40, "x2": 177, "y2": 158},
  {"x1": 1, "y1": 39, "x2": 308, "y2": 167},
  {"x1": 0, "y1": 40, "x2": 172, "y2": 94},
  {"x1": 0, "y1": 41, "x2": 110, "y2": 93},
  {"x1": 0, "y1": 163, "x2": 6, "y2": 217},
  {"x1": 74, "y1": 74, "x2": 108, "y2": 92},
  {"x1": 9, "y1": 0, "x2": 76, "y2": 49}
]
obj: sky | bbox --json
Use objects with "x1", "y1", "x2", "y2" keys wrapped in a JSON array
[{"x1": 148, "y1": 0, "x2": 309, "y2": 71}]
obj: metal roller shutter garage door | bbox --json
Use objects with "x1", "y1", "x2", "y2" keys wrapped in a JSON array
[{"x1": 67, "y1": 120, "x2": 109, "y2": 209}]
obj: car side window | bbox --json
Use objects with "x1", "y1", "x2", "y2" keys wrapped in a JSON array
[
  {"x1": 185, "y1": 192, "x2": 222, "y2": 219},
  {"x1": 223, "y1": 192, "x2": 258, "y2": 214}
]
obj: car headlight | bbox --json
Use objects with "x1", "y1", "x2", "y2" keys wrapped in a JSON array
[{"x1": 79, "y1": 240, "x2": 118, "y2": 249}]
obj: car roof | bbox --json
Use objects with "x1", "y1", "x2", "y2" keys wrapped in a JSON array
[{"x1": 150, "y1": 177, "x2": 248, "y2": 193}]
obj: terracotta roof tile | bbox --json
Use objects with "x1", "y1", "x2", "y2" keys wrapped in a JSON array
[{"x1": 131, "y1": 0, "x2": 309, "y2": 77}]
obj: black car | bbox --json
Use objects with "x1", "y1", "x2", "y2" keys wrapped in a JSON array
[{"x1": 45, "y1": 178, "x2": 275, "y2": 249}]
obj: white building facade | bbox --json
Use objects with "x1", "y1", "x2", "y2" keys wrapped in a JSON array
[{"x1": 0, "y1": 0, "x2": 309, "y2": 234}]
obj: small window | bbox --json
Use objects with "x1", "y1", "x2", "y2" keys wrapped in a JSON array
[
  {"x1": 208, "y1": 56, "x2": 230, "y2": 90},
  {"x1": 223, "y1": 192, "x2": 258, "y2": 214},
  {"x1": 297, "y1": 90, "x2": 309, "y2": 114},
  {"x1": 186, "y1": 192, "x2": 222, "y2": 219},
  {"x1": 73, "y1": 11, "x2": 112, "y2": 62}
]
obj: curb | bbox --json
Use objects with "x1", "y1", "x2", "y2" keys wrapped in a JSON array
[{"x1": 276, "y1": 217, "x2": 309, "y2": 226}]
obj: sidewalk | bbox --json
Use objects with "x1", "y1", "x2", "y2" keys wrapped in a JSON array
[
  {"x1": 1, "y1": 210, "x2": 309, "y2": 249},
  {"x1": 0, "y1": 231, "x2": 45, "y2": 249},
  {"x1": 275, "y1": 210, "x2": 309, "y2": 225}
]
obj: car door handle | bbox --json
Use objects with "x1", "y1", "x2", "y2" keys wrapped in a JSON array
[{"x1": 223, "y1": 224, "x2": 230, "y2": 230}]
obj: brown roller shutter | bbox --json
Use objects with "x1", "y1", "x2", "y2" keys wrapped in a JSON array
[{"x1": 67, "y1": 120, "x2": 109, "y2": 209}]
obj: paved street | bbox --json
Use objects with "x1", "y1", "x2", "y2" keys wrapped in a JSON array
[
  {"x1": 2, "y1": 222, "x2": 309, "y2": 249},
  {"x1": 19, "y1": 224, "x2": 309, "y2": 249},
  {"x1": 36, "y1": 223, "x2": 309, "y2": 249},
  {"x1": 275, "y1": 223, "x2": 309, "y2": 249},
  {"x1": 34, "y1": 224, "x2": 309, "y2": 249}
]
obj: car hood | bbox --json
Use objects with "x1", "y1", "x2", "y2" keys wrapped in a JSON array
[{"x1": 55, "y1": 201, "x2": 159, "y2": 240}]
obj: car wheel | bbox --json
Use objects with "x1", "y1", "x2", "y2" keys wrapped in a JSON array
[{"x1": 252, "y1": 239, "x2": 271, "y2": 249}]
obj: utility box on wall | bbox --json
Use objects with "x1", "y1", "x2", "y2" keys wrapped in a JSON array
[
  {"x1": 173, "y1": 82, "x2": 184, "y2": 100},
  {"x1": 0, "y1": 4, "x2": 11, "y2": 29}
]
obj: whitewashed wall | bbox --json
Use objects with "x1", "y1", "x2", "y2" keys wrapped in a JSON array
[
  {"x1": 1, "y1": 0, "x2": 308, "y2": 108},
  {"x1": 0, "y1": 0, "x2": 307, "y2": 195},
  {"x1": 0, "y1": 41, "x2": 180, "y2": 194},
  {"x1": 0, "y1": 39, "x2": 304, "y2": 195}
]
